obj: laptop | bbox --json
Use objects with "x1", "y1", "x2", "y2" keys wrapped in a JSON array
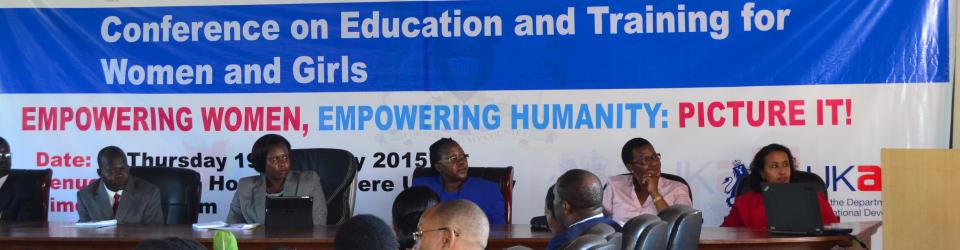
[
  {"x1": 265, "y1": 196, "x2": 314, "y2": 229},
  {"x1": 761, "y1": 183, "x2": 852, "y2": 236}
]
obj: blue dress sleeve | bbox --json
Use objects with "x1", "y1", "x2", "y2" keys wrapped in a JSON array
[{"x1": 487, "y1": 188, "x2": 507, "y2": 224}]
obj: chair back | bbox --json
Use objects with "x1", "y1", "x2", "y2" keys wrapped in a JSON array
[
  {"x1": 734, "y1": 171, "x2": 828, "y2": 199},
  {"x1": 584, "y1": 222, "x2": 616, "y2": 238},
  {"x1": 412, "y1": 166, "x2": 514, "y2": 223},
  {"x1": 658, "y1": 205, "x2": 704, "y2": 250},
  {"x1": 129, "y1": 167, "x2": 201, "y2": 224},
  {"x1": 639, "y1": 220, "x2": 669, "y2": 250},
  {"x1": 622, "y1": 214, "x2": 669, "y2": 250},
  {"x1": 588, "y1": 243, "x2": 618, "y2": 250},
  {"x1": 8, "y1": 169, "x2": 52, "y2": 221},
  {"x1": 605, "y1": 232, "x2": 622, "y2": 250},
  {"x1": 289, "y1": 148, "x2": 358, "y2": 225},
  {"x1": 565, "y1": 234, "x2": 607, "y2": 250}
]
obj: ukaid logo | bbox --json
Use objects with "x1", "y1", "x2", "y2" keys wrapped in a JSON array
[
  {"x1": 805, "y1": 165, "x2": 884, "y2": 218},
  {"x1": 805, "y1": 165, "x2": 881, "y2": 192}
]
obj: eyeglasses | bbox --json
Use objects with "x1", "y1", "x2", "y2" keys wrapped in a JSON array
[
  {"x1": 267, "y1": 154, "x2": 289, "y2": 165},
  {"x1": 629, "y1": 153, "x2": 661, "y2": 165},
  {"x1": 411, "y1": 227, "x2": 459, "y2": 242},
  {"x1": 0, "y1": 153, "x2": 9, "y2": 161},
  {"x1": 440, "y1": 154, "x2": 469, "y2": 164}
]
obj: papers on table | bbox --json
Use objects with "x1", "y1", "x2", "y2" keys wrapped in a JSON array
[
  {"x1": 192, "y1": 221, "x2": 260, "y2": 230},
  {"x1": 215, "y1": 223, "x2": 261, "y2": 230},
  {"x1": 67, "y1": 220, "x2": 260, "y2": 230},
  {"x1": 71, "y1": 220, "x2": 117, "y2": 228},
  {"x1": 192, "y1": 221, "x2": 228, "y2": 229}
]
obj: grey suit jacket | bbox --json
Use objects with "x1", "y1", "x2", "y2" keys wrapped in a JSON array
[
  {"x1": 227, "y1": 170, "x2": 327, "y2": 225},
  {"x1": 76, "y1": 176, "x2": 164, "y2": 224}
]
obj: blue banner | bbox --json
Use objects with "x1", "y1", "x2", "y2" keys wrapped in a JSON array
[{"x1": 0, "y1": 0, "x2": 949, "y2": 93}]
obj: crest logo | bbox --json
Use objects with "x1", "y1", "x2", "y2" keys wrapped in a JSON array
[{"x1": 722, "y1": 160, "x2": 749, "y2": 207}]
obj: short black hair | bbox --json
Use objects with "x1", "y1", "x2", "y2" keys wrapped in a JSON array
[
  {"x1": 621, "y1": 137, "x2": 653, "y2": 164},
  {"x1": 391, "y1": 186, "x2": 439, "y2": 227},
  {"x1": 395, "y1": 211, "x2": 424, "y2": 249},
  {"x1": 334, "y1": 214, "x2": 399, "y2": 250},
  {"x1": 428, "y1": 137, "x2": 459, "y2": 167},
  {"x1": 555, "y1": 169, "x2": 603, "y2": 211},
  {"x1": 0, "y1": 136, "x2": 9, "y2": 174},
  {"x1": 391, "y1": 187, "x2": 439, "y2": 248},
  {"x1": 97, "y1": 146, "x2": 127, "y2": 169},
  {"x1": 545, "y1": 184, "x2": 556, "y2": 214},
  {"x1": 247, "y1": 134, "x2": 291, "y2": 173},
  {"x1": 390, "y1": 187, "x2": 442, "y2": 249},
  {"x1": 134, "y1": 237, "x2": 206, "y2": 250},
  {"x1": 745, "y1": 143, "x2": 799, "y2": 192}
]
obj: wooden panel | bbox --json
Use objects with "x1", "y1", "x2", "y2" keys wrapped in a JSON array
[
  {"x1": 699, "y1": 221, "x2": 880, "y2": 250},
  {"x1": 882, "y1": 149, "x2": 960, "y2": 249},
  {"x1": 955, "y1": 5, "x2": 960, "y2": 148}
]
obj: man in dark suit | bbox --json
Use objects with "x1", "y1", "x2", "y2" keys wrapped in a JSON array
[
  {"x1": 0, "y1": 137, "x2": 44, "y2": 222},
  {"x1": 77, "y1": 146, "x2": 163, "y2": 224},
  {"x1": 546, "y1": 169, "x2": 622, "y2": 250}
]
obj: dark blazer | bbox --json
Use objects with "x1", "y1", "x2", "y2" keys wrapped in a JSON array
[
  {"x1": 0, "y1": 175, "x2": 43, "y2": 222},
  {"x1": 76, "y1": 176, "x2": 164, "y2": 224},
  {"x1": 547, "y1": 216, "x2": 622, "y2": 250},
  {"x1": 227, "y1": 170, "x2": 327, "y2": 225}
]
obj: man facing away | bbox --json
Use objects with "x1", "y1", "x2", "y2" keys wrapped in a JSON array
[
  {"x1": 77, "y1": 146, "x2": 164, "y2": 224},
  {"x1": 547, "y1": 169, "x2": 622, "y2": 250},
  {"x1": 414, "y1": 199, "x2": 489, "y2": 250}
]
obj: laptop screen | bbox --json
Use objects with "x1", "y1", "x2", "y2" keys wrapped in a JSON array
[
  {"x1": 761, "y1": 183, "x2": 824, "y2": 233},
  {"x1": 265, "y1": 196, "x2": 314, "y2": 229}
]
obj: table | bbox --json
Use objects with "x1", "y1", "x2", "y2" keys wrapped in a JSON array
[
  {"x1": 0, "y1": 222, "x2": 551, "y2": 249},
  {"x1": 699, "y1": 221, "x2": 882, "y2": 250},
  {"x1": 0, "y1": 221, "x2": 880, "y2": 250}
]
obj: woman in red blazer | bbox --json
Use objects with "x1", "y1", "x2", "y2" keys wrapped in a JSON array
[{"x1": 721, "y1": 143, "x2": 839, "y2": 229}]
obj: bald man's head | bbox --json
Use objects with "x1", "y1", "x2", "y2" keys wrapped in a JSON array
[{"x1": 416, "y1": 200, "x2": 488, "y2": 250}]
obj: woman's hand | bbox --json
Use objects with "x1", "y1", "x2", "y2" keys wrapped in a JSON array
[{"x1": 642, "y1": 170, "x2": 661, "y2": 196}]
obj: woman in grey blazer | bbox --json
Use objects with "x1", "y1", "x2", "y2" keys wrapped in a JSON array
[{"x1": 227, "y1": 134, "x2": 327, "y2": 225}]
